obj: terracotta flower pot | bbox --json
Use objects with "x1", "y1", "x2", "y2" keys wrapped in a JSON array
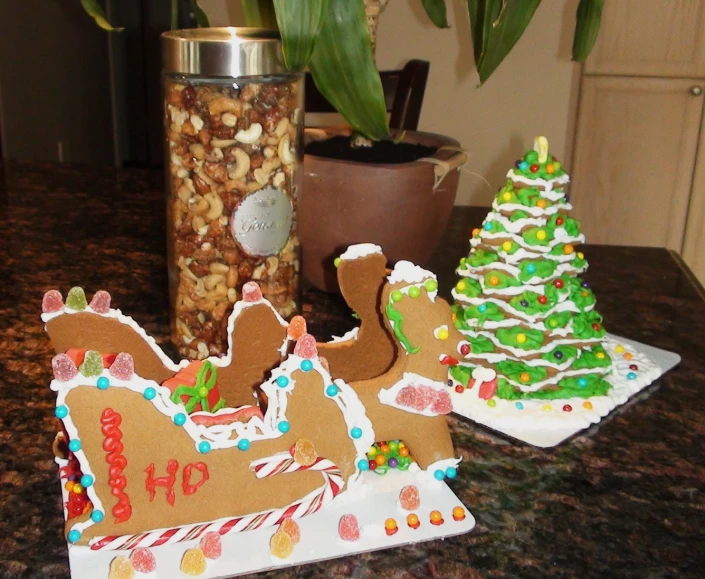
[{"x1": 301, "y1": 128, "x2": 465, "y2": 292}]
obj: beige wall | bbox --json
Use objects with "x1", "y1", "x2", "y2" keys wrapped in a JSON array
[{"x1": 198, "y1": 0, "x2": 581, "y2": 206}]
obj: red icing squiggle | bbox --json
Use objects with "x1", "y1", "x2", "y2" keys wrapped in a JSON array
[
  {"x1": 183, "y1": 463, "x2": 209, "y2": 496},
  {"x1": 101, "y1": 408, "x2": 132, "y2": 524},
  {"x1": 145, "y1": 460, "x2": 179, "y2": 506}
]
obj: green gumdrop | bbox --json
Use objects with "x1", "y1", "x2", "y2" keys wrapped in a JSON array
[
  {"x1": 66, "y1": 287, "x2": 88, "y2": 311},
  {"x1": 80, "y1": 351, "x2": 104, "y2": 377}
]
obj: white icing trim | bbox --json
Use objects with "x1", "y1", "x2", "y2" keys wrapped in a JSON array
[
  {"x1": 506, "y1": 168, "x2": 570, "y2": 194},
  {"x1": 339, "y1": 243, "x2": 383, "y2": 261},
  {"x1": 388, "y1": 261, "x2": 437, "y2": 287},
  {"x1": 329, "y1": 327, "x2": 360, "y2": 343}
]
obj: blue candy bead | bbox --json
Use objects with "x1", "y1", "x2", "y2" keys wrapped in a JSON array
[
  {"x1": 174, "y1": 413, "x2": 187, "y2": 426},
  {"x1": 578, "y1": 377, "x2": 589, "y2": 388},
  {"x1": 96, "y1": 377, "x2": 110, "y2": 390},
  {"x1": 198, "y1": 441, "x2": 211, "y2": 454},
  {"x1": 554, "y1": 351, "x2": 564, "y2": 360},
  {"x1": 515, "y1": 402, "x2": 524, "y2": 410},
  {"x1": 358, "y1": 459, "x2": 369, "y2": 471},
  {"x1": 326, "y1": 384, "x2": 338, "y2": 397},
  {"x1": 276, "y1": 376, "x2": 289, "y2": 388},
  {"x1": 350, "y1": 427, "x2": 363, "y2": 439},
  {"x1": 300, "y1": 360, "x2": 313, "y2": 372},
  {"x1": 90, "y1": 510, "x2": 104, "y2": 523},
  {"x1": 277, "y1": 421, "x2": 290, "y2": 433},
  {"x1": 527, "y1": 264, "x2": 536, "y2": 274},
  {"x1": 519, "y1": 161, "x2": 529, "y2": 171},
  {"x1": 80, "y1": 475, "x2": 94, "y2": 488},
  {"x1": 446, "y1": 467, "x2": 457, "y2": 479},
  {"x1": 55, "y1": 405, "x2": 68, "y2": 419},
  {"x1": 434, "y1": 469, "x2": 445, "y2": 481},
  {"x1": 68, "y1": 440, "x2": 81, "y2": 453},
  {"x1": 143, "y1": 387, "x2": 156, "y2": 400},
  {"x1": 483, "y1": 222, "x2": 493, "y2": 231},
  {"x1": 67, "y1": 530, "x2": 81, "y2": 543},
  {"x1": 237, "y1": 439, "x2": 250, "y2": 451},
  {"x1": 478, "y1": 304, "x2": 488, "y2": 313},
  {"x1": 627, "y1": 372, "x2": 637, "y2": 380}
]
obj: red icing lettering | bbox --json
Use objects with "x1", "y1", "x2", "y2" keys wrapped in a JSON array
[
  {"x1": 182, "y1": 462, "x2": 209, "y2": 496},
  {"x1": 100, "y1": 409, "x2": 132, "y2": 523},
  {"x1": 145, "y1": 460, "x2": 179, "y2": 506}
]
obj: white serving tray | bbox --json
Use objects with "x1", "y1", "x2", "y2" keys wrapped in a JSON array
[{"x1": 450, "y1": 334, "x2": 681, "y2": 448}]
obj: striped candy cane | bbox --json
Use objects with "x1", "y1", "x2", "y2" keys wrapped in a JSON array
[{"x1": 89, "y1": 454, "x2": 343, "y2": 550}]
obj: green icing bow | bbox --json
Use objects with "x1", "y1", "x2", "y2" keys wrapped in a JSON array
[{"x1": 170, "y1": 360, "x2": 225, "y2": 413}]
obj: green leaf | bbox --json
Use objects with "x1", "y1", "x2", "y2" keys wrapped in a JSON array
[
  {"x1": 422, "y1": 0, "x2": 450, "y2": 28},
  {"x1": 572, "y1": 0, "x2": 603, "y2": 61},
  {"x1": 466, "y1": 0, "x2": 542, "y2": 85},
  {"x1": 242, "y1": 0, "x2": 278, "y2": 28},
  {"x1": 190, "y1": 0, "x2": 211, "y2": 28},
  {"x1": 309, "y1": 0, "x2": 389, "y2": 141},
  {"x1": 79, "y1": 0, "x2": 124, "y2": 31},
  {"x1": 273, "y1": 0, "x2": 325, "y2": 70}
]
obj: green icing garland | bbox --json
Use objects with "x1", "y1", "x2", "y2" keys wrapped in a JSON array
[
  {"x1": 496, "y1": 372, "x2": 610, "y2": 400},
  {"x1": 495, "y1": 360, "x2": 548, "y2": 385},
  {"x1": 386, "y1": 301, "x2": 420, "y2": 354},
  {"x1": 519, "y1": 259, "x2": 557, "y2": 282},
  {"x1": 509, "y1": 291, "x2": 555, "y2": 316},
  {"x1": 544, "y1": 311, "x2": 572, "y2": 329},
  {"x1": 456, "y1": 278, "x2": 483, "y2": 298},
  {"x1": 468, "y1": 334, "x2": 495, "y2": 354},
  {"x1": 495, "y1": 327, "x2": 545, "y2": 350},
  {"x1": 484, "y1": 270, "x2": 522, "y2": 290},
  {"x1": 462, "y1": 301, "x2": 505, "y2": 326},
  {"x1": 449, "y1": 364, "x2": 474, "y2": 386},
  {"x1": 469, "y1": 248, "x2": 499, "y2": 267},
  {"x1": 571, "y1": 345, "x2": 612, "y2": 370}
]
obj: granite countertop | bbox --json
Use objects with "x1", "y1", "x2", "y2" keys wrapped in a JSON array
[{"x1": 1, "y1": 160, "x2": 704, "y2": 578}]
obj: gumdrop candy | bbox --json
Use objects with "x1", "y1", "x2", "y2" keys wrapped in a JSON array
[
  {"x1": 66, "y1": 287, "x2": 88, "y2": 311},
  {"x1": 338, "y1": 514, "x2": 360, "y2": 542},
  {"x1": 242, "y1": 281, "x2": 263, "y2": 302},
  {"x1": 399, "y1": 485, "x2": 420, "y2": 511},
  {"x1": 52, "y1": 354, "x2": 79, "y2": 382},
  {"x1": 79, "y1": 351, "x2": 104, "y2": 377},
  {"x1": 129, "y1": 548, "x2": 156, "y2": 573},
  {"x1": 109, "y1": 353, "x2": 135, "y2": 381},
  {"x1": 199, "y1": 532, "x2": 222, "y2": 560},
  {"x1": 292, "y1": 438, "x2": 317, "y2": 466},
  {"x1": 319, "y1": 357, "x2": 330, "y2": 373},
  {"x1": 293, "y1": 334, "x2": 318, "y2": 359},
  {"x1": 108, "y1": 556, "x2": 135, "y2": 579},
  {"x1": 269, "y1": 529, "x2": 294, "y2": 559},
  {"x1": 42, "y1": 290, "x2": 64, "y2": 313},
  {"x1": 395, "y1": 385, "x2": 435, "y2": 412},
  {"x1": 180, "y1": 548, "x2": 207, "y2": 576},
  {"x1": 279, "y1": 517, "x2": 300, "y2": 545},
  {"x1": 431, "y1": 390, "x2": 452, "y2": 415},
  {"x1": 89, "y1": 290, "x2": 111, "y2": 314},
  {"x1": 287, "y1": 316, "x2": 307, "y2": 340}
]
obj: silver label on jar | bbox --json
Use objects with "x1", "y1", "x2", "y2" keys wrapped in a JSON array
[{"x1": 231, "y1": 186, "x2": 293, "y2": 257}]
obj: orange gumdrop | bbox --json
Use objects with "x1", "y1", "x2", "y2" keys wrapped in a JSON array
[
  {"x1": 108, "y1": 556, "x2": 135, "y2": 579},
  {"x1": 180, "y1": 548, "x2": 207, "y2": 576},
  {"x1": 399, "y1": 485, "x2": 420, "y2": 511},
  {"x1": 279, "y1": 517, "x2": 301, "y2": 545},
  {"x1": 287, "y1": 316, "x2": 307, "y2": 340},
  {"x1": 293, "y1": 438, "x2": 317, "y2": 466},
  {"x1": 270, "y1": 529, "x2": 294, "y2": 559}
]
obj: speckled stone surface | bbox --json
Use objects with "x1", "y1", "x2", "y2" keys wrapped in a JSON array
[{"x1": 1, "y1": 160, "x2": 704, "y2": 579}]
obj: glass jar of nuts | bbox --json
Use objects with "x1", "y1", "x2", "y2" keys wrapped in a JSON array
[{"x1": 162, "y1": 28, "x2": 302, "y2": 359}]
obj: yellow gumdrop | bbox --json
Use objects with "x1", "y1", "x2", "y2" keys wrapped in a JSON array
[{"x1": 180, "y1": 548, "x2": 207, "y2": 576}]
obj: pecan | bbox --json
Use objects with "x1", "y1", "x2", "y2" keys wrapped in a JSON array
[
  {"x1": 204, "y1": 162, "x2": 227, "y2": 183},
  {"x1": 181, "y1": 86, "x2": 197, "y2": 110},
  {"x1": 188, "y1": 260, "x2": 210, "y2": 278},
  {"x1": 198, "y1": 129, "x2": 211, "y2": 146},
  {"x1": 238, "y1": 261, "x2": 254, "y2": 279},
  {"x1": 211, "y1": 125, "x2": 236, "y2": 139},
  {"x1": 193, "y1": 174, "x2": 212, "y2": 194},
  {"x1": 250, "y1": 152, "x2": 264, "y2": 170},
  {"x1": 223, "y1": 248, "x2": 241, "y2": 265}
]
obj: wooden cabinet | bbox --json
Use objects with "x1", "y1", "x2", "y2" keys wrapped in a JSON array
[{"x1": 571, "y1": 0, "x2": 705, "y2": 286}]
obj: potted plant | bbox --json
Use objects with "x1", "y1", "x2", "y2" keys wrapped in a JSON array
[{"x1": 82, "y1": 0, "x2": 603, "y2": 291}]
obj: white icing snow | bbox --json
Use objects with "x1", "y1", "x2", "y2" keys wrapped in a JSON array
[
  {"x1": 329, "y1": 327, "x2": 360, "y2": 343},
  {"x1": 339, "y1": 243, "x2": 383, "y2": 261},
  {"x1": 387, "y1": 261, "x2": 436, "y2": 286}
]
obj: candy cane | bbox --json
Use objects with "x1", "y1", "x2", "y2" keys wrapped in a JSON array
[{"x1": 89, "y1": 455, "x2": 342, "y2": 550}]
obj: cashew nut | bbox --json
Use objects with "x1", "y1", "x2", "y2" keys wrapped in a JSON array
[
  {"x1": 274, "y1": 117, "x2": 290, "y2": 138},
  {"x1": 204, "y1": 192, "x2": 224, "y2": 221},
  {"x1": 192, "y1": 215, "x2": 206, "y2": 234},
  {"x1": 225, "y1": 179, "x2": 248, "y2": 193},
  {"x1": 189, "y1": 195, "x2": 210, "y2": 215},
  {"x1": 208, "y1": 97, "x2": 243, "y2": 117},
  {"x1": 235, "y1": 123, "x2": 263, "y2": 144},
  {"x1": 273, "y1": 171, "x2": 285, "y2": 188},
  {"x1": 176, "y1": 167, "x2": 189, "y2": 179},
  {"x1": 278, "y1": 134, "x2": 294, "y2": 165},
  {"x1": 177, "y1": 184, "x2": 193, "y2": 203},
  {"x1": 251, "y1": 263, "x2": 267, "y2": 280},
  {"x1": 190, "y1": 114, "x2": 204, "y2": 131},
  {"x1": 197, "y1": 342, "x2": 210, "y2": 358},
  {"x1": 266, "y1": 256, "x2": 279, "y2": 276},
  {"x1": 189, "y1": 143, "x2": 206, "y2": 160},
  {"x1": 228, "y1": 148, "x2": 250, "y2": 180},
  {"x1": 211, "y1": 139, "x2": 237, "y2": 148},
  {"x1": 261, "y1": 156, "x2": 281, "y2": 175},
  {"x1": 221, "y1": 112, "x2": 238, "y2": 127},
  {"x1": 169, "y1": 105, "x2": 188, "y2": 126},
  {"x1": 263, "y1": 145, "x2": 276, "y2": 159},
  {"x1": 253, "y1": 168, "x2": 270, "y2": 186}
]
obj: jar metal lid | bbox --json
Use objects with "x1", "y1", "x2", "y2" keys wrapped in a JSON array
[{"x1": 161, "y1": 27, "x2": 287, "y2": 77}]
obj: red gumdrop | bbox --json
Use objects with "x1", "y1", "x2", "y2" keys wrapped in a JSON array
[
  {"x1": 395, "y1": 386, "x2": 435, "y2": 411},
  {"x1": 129, "y1": 548, "x2": 156, "y2": 573},
  {"x1": 293, "y1": 334, "x2": 318, "y2": 359},
  {"x1": 109, "y1": 353, "x2": 135, "y2": 381},
  {"x1": 431, "y1": 390, "x2": 452, "y2": 415},
  {"x1": 89, "y1": 290, "x2": 111, "y2": 314},
  {"x1": 478, "y1": 378, "x2": 498, "y2": 400},
  {"x1": 338, "y1": 514, "x2": 360, "y2": 542},
  {"x1": 52, "y1": 354, "x2": 79, "y2": 382},
  {"x1": 242, "y1": 281, "x2": 263, "y2": 302},
  {"x1": 42, "y1": 290, "x2": 64, "y2": 313},
  {"x1": 287, "y1": 316, "x2": 307, "y2": 340},
  {"x1": 399, "y1": 485, "x2": 420, "y2": 511},
  {"x1": 319, "y1": 357, "x2": 330, "y2": 373},
  {"x1": 417, "y1": 386, "x2": 437, "y2": 410},
  {"x1": 199, "y1": 531, "x2": 222, "y2": 560}
]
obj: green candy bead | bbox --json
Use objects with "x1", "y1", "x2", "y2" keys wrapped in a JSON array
[
  {"x1": 391, "y1": 290, "x2": 403, "y2": 302},
  {"x1": 408, "y1": 286, "x2": 421, "y2": 298},
  {"x1": 334, "y1": 257, "x2": 341, "y2": 267},
  {"x1": 66, "y1": 287, "x2": 88, "y2": 311},
  {"x1": 424, "y1": 279, "x2": 438, "y2": 292},
  {"x1": 80, "y1": 351, "x2": 104, "y2": 377}
]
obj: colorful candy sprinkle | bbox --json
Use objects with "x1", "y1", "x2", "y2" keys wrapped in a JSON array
[
  {"x1": 583, "y1": 401, "x2": 593, "y2": 410},
  {"x1": 430, "y1": 510, "x2": 444, "y2": 526},
  {"x1": 129, "y1": 548, "x2": 156, "y2": 573},
  {"x1": 407, "y1": 513, "x2": 420, "y2": 529},
  {"x1": 42, "y1": 290, "x2": 64, "y2": 313},
  {"x1": 109, "y1": 353, "x2": 134, "y2": 381},
  {"x1": 52, "y1": 354, "x2": 79, "y2": 382},
  {"x1": 563, "y1": 405, "x2": 572, "y2": 412},
  {"x1": 270, "y1": 529, "x2": 294, "y2": 559},
  {"x1": 66, "y1": 287, "x2": 88, "y2": 311},
  {"x1": 292, "y1": 438, "x2": 317, "y2": 466},
  {"x1": 89, "y1": 290, "x2": 111, "y2": 313},
  {"x1": 338, "y1": 514, "x2": 360, "y2": 542},
  {"x1": 399, "y1": 485, "x2": 420, "y2": 511},
  {"x1": 279, "y1": 518, "x2": 301, "y2": 545},
  {"x1": 452, "y1": 506, "x2": 466, "y2": 521},
  {"x1": 180, "y1": 547, "x2": 207, "y2": 575},
  {"x1": 108, "y1": 556, "x2": 135, "y2": 579},
  {"x1": 384, "y1": 518, "x2": 398, "y2": 536}
]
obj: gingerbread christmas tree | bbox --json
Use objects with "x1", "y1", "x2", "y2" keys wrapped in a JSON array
[{"x1": 451, "y1": 137, "x2": 612, "y2": 400}]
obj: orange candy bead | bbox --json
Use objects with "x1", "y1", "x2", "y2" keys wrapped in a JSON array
[
  {"x1": 472, "y1": 228, "x2": 480, "y2": 237},
  {"x1": 380, "y1": 444, "x2": 391, "y2": 454},
  {"x1": 488, "y1": 276, "x2": 500, "y2": 286},
  {"x1": 520, "y1": 372, "x2": 531, "y2": 383},
  {"x1": 537, "y1": 199, "x2": 547, "y2": 209},
  {"x1": 564, "y1": 244, "x2": 574, "y2": 255},
  {"x1": 452, "y1": 506, "x2": 466, "y2": 521},
  {"x1": 583, "y1": 401, "x2": 593, "y2": 410},
  {"x1": 624, "y1": 353, "x2": 633, "y2": 360},
  {"x1": 399, "y1": 446, "x2": 410, "y2": 458},
  {"x1": 430, "y1": 510, "x2": 444, "y2": 525},
  {"x1": 375, "y1": 454, "x2": 386, "y2": 466},
  {"x1": 407, "y1": 513, "x2": 420, "y2": 529},
  {"x1": 385, "y1": 518, "x2": 398, "y2": 536},
  {"x1": 546, "y1": 164, "x2": 555, "y2": 174}
]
